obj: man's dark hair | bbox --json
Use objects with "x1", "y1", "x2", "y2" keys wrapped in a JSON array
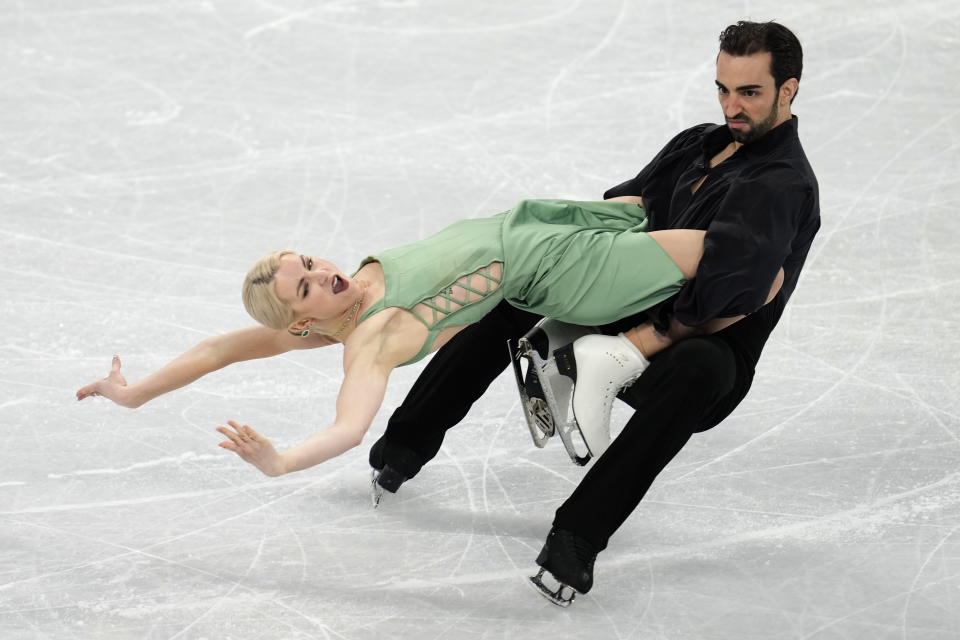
[{"x1": 719, "y1": 21, "x2": 803, "y2": 102}]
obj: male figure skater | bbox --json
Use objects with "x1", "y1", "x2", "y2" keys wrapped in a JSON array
[{"x1": 370, "y1": 20, "x2": 820, "y2": 606}]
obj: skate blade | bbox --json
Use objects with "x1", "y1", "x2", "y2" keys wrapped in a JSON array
[
  {"x1": 550, "y1": 343, "x2": 596, "y2": 466},
  {"x1": 509, "y1": 321, "x2": 600, "y2": 464},
  {"x1": 528, "y1": 568, "x2": 576, "y2": 607},
  {"x1": 509, "y1": 338, "x2": 554, "y2": 448},
  {"x1": 370, "y1": 469, "x2": 384, "y2": 508},
  {"x1": 516, "y1": 336, "x2": 577, "y2": 444},
  {"x1": 529, "y1": 350, "x2": 572, "y2": 428}
]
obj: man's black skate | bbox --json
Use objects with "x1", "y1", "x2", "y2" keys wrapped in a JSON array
[
  {"x1": 370, "y1": 465, "x2": 407, "y2": 507},
  {"x1": 529, "y1": 528, "x2": 598, "y2": 607},
  {"x1": 368, "y1": 437, "x2": 422, "y2": 507}
]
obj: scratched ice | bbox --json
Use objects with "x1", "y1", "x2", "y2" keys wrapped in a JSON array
[{"x1": 2, "y1": 1, "x2": 959, "y2": 638}]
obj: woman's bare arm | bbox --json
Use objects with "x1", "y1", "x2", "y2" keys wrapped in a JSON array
[
  {"x1": 217, "y1": 351, "x2": 392, "y2": 476},
  {"x1": 76, "y1": 327, "x2": 336, "y2": 408}
]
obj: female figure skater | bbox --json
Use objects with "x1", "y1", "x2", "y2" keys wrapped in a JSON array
[{"x1": 77, "y1": 198, "x2": 780, "y2": 477}]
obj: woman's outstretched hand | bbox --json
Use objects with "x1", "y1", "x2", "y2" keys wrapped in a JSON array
[
  {"x1": 217, "y1": 420, "x2": 287, "y2": 477},
  {"x1": 76, "y1": 355, "x2": 136, "y2": 407}
]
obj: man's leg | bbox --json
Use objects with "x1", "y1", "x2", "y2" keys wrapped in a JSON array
[
  {"x1": 535, "y1": 336, "x2": 750, "y2": 598},
  {"x1": 370, "y1": 300, "x2": 542, "y2": 482}
]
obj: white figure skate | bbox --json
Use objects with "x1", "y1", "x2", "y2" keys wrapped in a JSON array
[
  {"x1": 508, "y1": 319, "x2": 598, "y2": 465},
  {"x1": 554, "y1": 333, "x2": 649, "y2": 459}
]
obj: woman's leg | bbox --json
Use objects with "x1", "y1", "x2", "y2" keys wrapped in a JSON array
[{"x1": 647, "y1": 229, "x2": 706, "y2": 280}]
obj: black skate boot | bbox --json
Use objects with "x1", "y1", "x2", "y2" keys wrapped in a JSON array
[
  {"x1": 370, "y1": 466, "x2": 406, "y2": 507},
  {"x1": 529, "y1": 528, "x2": 598, "y2": 607},
  {"x1": 369, "y1": 437, "x2": 423, "y2": 507}
]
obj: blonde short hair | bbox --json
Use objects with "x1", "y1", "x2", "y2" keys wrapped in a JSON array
[{"x1": 242, "y1": 250, "x2": 298, "y2": 330}]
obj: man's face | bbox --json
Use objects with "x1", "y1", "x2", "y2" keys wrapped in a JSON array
[{"x1": 715, "y1": 50, "x2": 787, "y2": 144}]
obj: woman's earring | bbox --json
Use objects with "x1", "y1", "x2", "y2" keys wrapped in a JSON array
[
  {"x1": 299, "y1": 329, "x2": 310, "y2": 338},
  {"x1": 288, "y1": 328, "x2": 310, "y2": 338}
]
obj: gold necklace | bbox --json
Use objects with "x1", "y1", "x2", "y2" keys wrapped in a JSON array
[{"x1": 330, "y1": 281, "x2": 366, "y2": 341}]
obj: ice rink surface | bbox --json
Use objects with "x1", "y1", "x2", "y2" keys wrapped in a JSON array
[{"x1": 2, "y1": 0, "x2": 959, "y2": 638}]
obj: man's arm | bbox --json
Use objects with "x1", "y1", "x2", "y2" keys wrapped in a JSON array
[
  {"x1": 672, "y1": 167, "x2": 811, "y2": 326},
  {"x1": 624, "y1": 267, "x2": 784, "y2": 357}
]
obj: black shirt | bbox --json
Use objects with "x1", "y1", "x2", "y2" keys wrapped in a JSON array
[{"x1": 605, "y1": 116, "x2": 820, "y2": 334}]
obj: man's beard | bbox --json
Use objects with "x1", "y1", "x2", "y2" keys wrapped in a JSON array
[{"x1": 728, "y1": 98, "x2": 779, "y2": 144}]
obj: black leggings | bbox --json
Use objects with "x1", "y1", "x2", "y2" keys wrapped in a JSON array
[{"x1": 371, "y1": 299, "x2": 760, "y2": 550}]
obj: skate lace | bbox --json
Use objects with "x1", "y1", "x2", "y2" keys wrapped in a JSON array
[{"x1": 621, "y1": 371, "x2": 643, "y2": 389}]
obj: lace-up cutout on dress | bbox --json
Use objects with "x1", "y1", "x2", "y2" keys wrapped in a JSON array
[{"x1": 411, "y1": 262, "x2": 502, "y2": 328}]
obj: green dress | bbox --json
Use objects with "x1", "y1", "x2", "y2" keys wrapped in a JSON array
[{"x1": 356, "y1": 199, "x2": 685, "y2": 365}]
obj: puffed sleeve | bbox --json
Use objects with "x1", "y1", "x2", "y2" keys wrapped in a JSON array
[{"x1": 673, "y1": 163, "x2": 814, "y2": 325}]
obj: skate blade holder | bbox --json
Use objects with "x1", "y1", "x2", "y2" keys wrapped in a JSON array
[
  {"x1": 370, "y1": 465, "x2": 406, "y2": 508},
  {"x1": 508, "y1": 319, "x2": 599, "y2": 464},
  {"x1": 555, "y1": 416, "x2": 593, "y2": 466},
  {"x1": 370, "y1": 469, "x2": 385, "y2": 507},
  {"x1": 529, "y1": 568, "x2": 577, "y2": 607},
  {"x1": 508, "y1": 336, "x2": 555, "y2": 448}
]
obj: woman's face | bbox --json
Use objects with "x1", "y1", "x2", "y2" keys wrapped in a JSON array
[{"x1": 273, "y1": 253, "x2": 354, "y2": 328}]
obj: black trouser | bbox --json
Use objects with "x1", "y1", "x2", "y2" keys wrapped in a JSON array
[
  {"x1": 371, "y1": 298, "x2": 766, "y2": 551},
  {"x1": 369, "y1": 300, "x2": 542, "y2": 477},
  {"x1": 553, "y1": 334, "x2": 753, "y2": 549}
]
